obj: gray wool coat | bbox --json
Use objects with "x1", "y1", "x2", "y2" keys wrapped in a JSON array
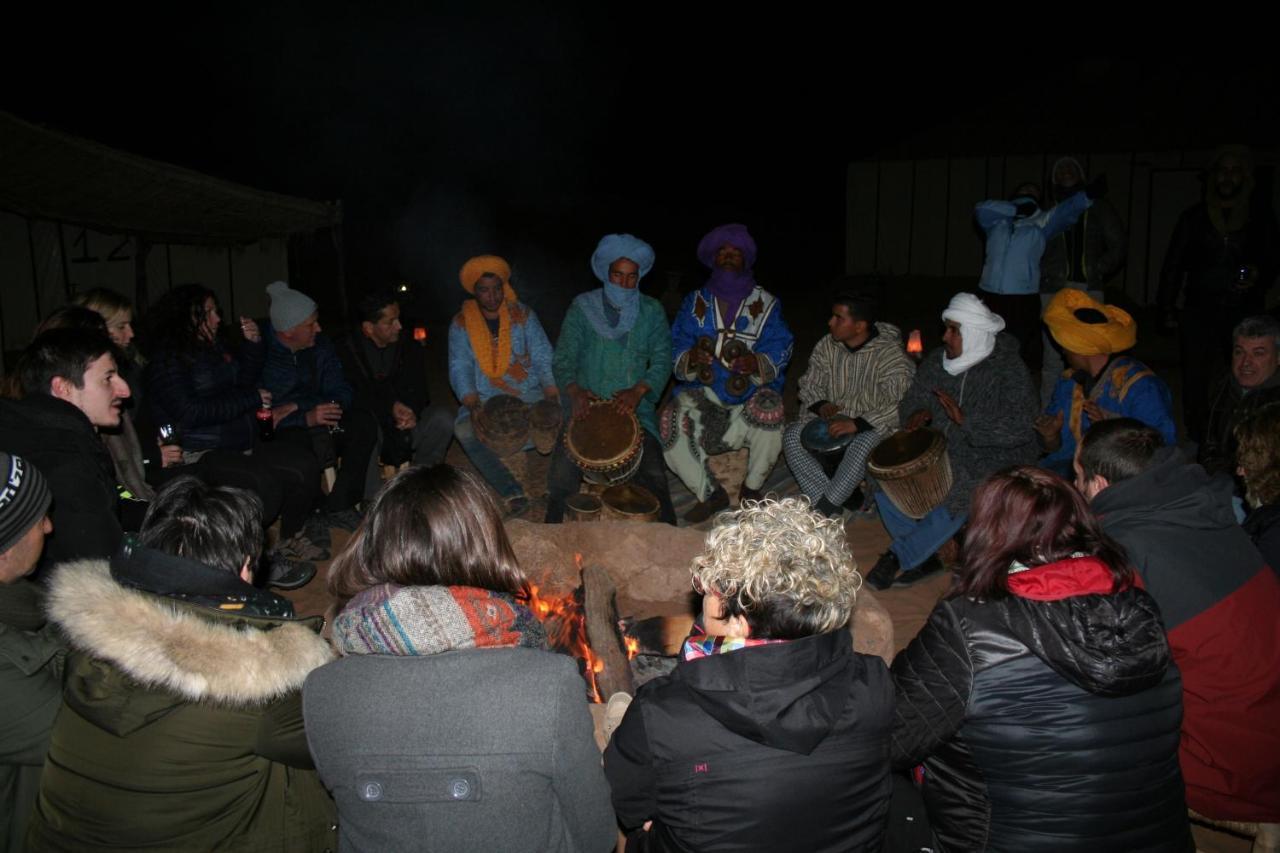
[
  {"x1": 897, "y1": 333, "x2": 1040, "y2": 516},
  {"x1": 303, "y1": 647, "x2": 616, "y2": 853}
]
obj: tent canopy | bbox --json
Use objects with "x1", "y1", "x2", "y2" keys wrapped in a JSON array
[{"x1": 0, "y1": 110, "x2": 341, "y2": 244}]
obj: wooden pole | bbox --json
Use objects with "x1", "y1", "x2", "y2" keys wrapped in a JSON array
[{"x1": 580, "y1": 563, "x2": 634, "y2": 700}]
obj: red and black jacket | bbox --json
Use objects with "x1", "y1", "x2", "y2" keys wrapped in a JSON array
[{"x1": 892, "y1": 556, "x2": 1192, "y2": 852}]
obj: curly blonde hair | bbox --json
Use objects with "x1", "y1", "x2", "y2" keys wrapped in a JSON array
[{"x1": 691, "y1": 497, "x2": 861, "y2": 638}]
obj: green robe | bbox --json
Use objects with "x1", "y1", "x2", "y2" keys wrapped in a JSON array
[{"x1": 552, "y1": 293, "x2": 672, "y2": 437}]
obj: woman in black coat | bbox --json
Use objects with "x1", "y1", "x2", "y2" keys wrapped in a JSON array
[
  {"x1": 891, "y1": 466, "x2": 1192, "y2": 852},
  {"x1": 604, "y1": 497, "x2": 893, "y2": 853}
]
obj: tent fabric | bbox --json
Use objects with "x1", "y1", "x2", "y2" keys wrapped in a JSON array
[{"x1": 0, "y1": 111, "x2": 341, "y2": 244}]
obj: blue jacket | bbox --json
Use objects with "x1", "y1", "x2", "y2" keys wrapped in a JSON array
[
  {"x1": 261, "y1": 325, "x2": 353, "y2": 430},
  {"x1": 977, "y1": 192, "x2": 1091, "y2": 296},
  {"x1": 671, "y1": 286, "x2": 793, "y2": 406},
  {"x1": 448, "y1": 301, "x2": 555, "y2": 409}
]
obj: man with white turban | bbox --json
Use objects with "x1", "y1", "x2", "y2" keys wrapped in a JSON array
[
  {"x1": 865, "y1": 293, "x2": 1040, "y2": 590},
  {"x1": 546, "y1": 233, "x2": 676, "y2": 524},
  {"x1": 1036, "y1": 289, "x2": 1175, "y2": 476}
]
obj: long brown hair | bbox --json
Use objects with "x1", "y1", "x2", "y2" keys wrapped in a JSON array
[
  {"x1": 328, "y1": 464, "x2": 529, "y2": 602},
  {"x1": 1235, "y1": 402, "x2": 1280, "y2": 508},
  {"x1": 952, "y1": 466, "x2": 1134, "y2": 600}
]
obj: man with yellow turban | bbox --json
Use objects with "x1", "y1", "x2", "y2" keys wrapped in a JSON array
[
  {"x1": 448, "y1": 255, "x2": 556, "y2": 517},
  {"x1": 1037, "y1": 289, "x2": 1175, "y2": 475}
]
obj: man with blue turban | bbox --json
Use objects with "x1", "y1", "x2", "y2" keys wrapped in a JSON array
[
  {"x1": 546, "y1": 233, "x2": 676, "y2": 524},
  {"x1": 662, "y1": 224, "x2": 794, "y2": 523}
]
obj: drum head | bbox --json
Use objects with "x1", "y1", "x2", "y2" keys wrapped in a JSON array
[
  {"x1": 869, "y1": 428, "x2": 937, "y2": 470},
  {"x1": 478, "y1": 395, "x2": 530, "y2": 434},
  {"x1": 567, "y1": 404, "x2": 638, "y2": 465},
  {"x1": 601, "y1": 483, "x2": 659, "y2": 516},
  {"x1": 800, "y1": 418, "x2": 855, "y2": 456}
]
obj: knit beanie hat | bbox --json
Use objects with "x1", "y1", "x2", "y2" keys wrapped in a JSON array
[
  {"x1": 0, "y1": 453, "x2": 52, "y2": 554},
  {"x1": 266, "y1": 281, "x2": 318, "y2": 331}
]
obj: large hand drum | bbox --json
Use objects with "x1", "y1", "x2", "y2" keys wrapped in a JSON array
[
  {"x1": 867, "y1": 428, "x2": 952, "y2": 519},
  {"x1": 801, "y1": 417, "x2": 856, "y2": 478},
  {"x1": 565, "y1": 401, "x2": 643, "y2": 485},
  {"x1": 473, "y1": 395, "x2": 530, "y2": 458}
]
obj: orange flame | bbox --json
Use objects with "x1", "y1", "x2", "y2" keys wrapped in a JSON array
[
  {"x1": 625, "y1": 635, "x2": 640, "y2": 659},
  {"x1": 907, "y1": 329, "x2": 923, "y2": 354},
  {"x1": 527, "y1": 570, "x2": 606, "y2": 703},
  {"x1": 413, "y1": 327, "x2": 428, "y2": 343}
]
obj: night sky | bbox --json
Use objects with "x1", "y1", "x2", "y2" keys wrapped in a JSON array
[{"x1": 8, "y1": 14, "x2": 1280, "y2": 322}]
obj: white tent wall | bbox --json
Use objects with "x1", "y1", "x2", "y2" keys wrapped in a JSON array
[
  {"x1": 0, "y1": 209, "x2": 288, "y2": 353},
  {"x1": 845, "y1": 150, "x2": 1278, "y2": 306}
]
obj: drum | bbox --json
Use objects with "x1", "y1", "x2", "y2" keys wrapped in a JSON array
[
  {"x1": 601, "y1": 482, "x2": 660, "y2": 523},
  {"x1": 565, "y1": 492, "x2": 603, "y2": 522},
  {"x1": 867, "y1": 428, "x2": 952, "y2": 520},
  {"x1": 529, "y1": 398, "x2": 563, "y2": 455},
  {"x1": 800, "y1": 417, "x2": 856, "y2": 478},
  {"x1": 565, "y1": 401, "x2": 643, "y2": 485},
  {"x1": 473, "y1": 395, "x2": 530, "y2": 457}
]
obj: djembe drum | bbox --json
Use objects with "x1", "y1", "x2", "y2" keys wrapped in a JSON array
[
  {"x1": 601, "y1": 482, "x2": 661, "y2": 523},
  {"x1": 867, "y1": 428, "x2": 952, "y2": 519},
  {"x1": 529, "y1": 398, "x2": 563, "y2": 455},
  {"x1": 565, "y1": 401, "x2": 643, "y2": 485},
  {"x1": 473, "y1": 395, "x2": 530, "y2": 457},
  {"x1": 800, "y1": 417, "x2": 857, "y2": 478}
]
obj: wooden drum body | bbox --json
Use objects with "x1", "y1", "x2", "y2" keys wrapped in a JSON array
[
  {"x1": 474, "y1": 395, "x2": 530, "y2": 458},
  {"x1": 565, "y1": 402, "x2": 643, "y2": 485},
  {"x1": 601, "y1": 483, "x2": 660, "y2": 523},
  {"x1": 867, "y1": 428, "x2": 952, "y2": 520}
]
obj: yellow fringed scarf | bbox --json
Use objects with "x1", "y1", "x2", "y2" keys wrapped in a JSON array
[{"x1": 462, "y1": 283, "x2": 519, "y2": 381}]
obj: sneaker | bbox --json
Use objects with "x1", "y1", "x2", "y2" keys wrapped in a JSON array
[
  {"x1": 684, "y1": 487, "x2": 730, "y2": 524},
  {"x1": 275, "y1": 532, "x2": 328, "y2": 562},
  {"x1": 892, "y1": 554, "x2": 945, "y2": 588},
  {"x1": 865, "y1": 551, "x2": 901, "y2": 591},
  {"x1": 603, "y1": 692, "x2": 633, "y2": 743},
  {"x1": 265, "y1": 558, "x2": 316, "y2": 591},
  {"x1": 303, "y1": 515, "x2": 332, "y2": 550},
  {"x1": 324, "y1": 506, "x2": 365, "y2": 533}
]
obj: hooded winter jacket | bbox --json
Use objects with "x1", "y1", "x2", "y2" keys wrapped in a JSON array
[
  {"x1": 1092, "y1": 448, "x2": 1280, "y2": 820},
  {"x1": 25, "y1": 549, "x2": 337, "y2": 851},
  {"x1": 892, "y1": 556, "x2": 1191, "y2": 852},
  {"x1": 604, "y1": 630, "x2": 893, "y2": 853}
]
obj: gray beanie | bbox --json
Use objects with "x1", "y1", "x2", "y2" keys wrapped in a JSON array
[
  {"x1": 0, "y1": 453, "x2": 52, "y2": 554},
  {"x1": 266, "y1": 281, "x2": 318, "y2": 331}
]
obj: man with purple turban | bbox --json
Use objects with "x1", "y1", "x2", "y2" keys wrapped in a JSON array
[{"x1": 662, "y1": 224, "x2": 794, "y2": 522}]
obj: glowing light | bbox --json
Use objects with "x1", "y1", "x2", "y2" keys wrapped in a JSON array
[
  {"x1": 907, "y1": 329, "x2": 923, "y2": 355},
  {"x1": 413, "y1": 327, "x2": 427, "y2": 343},
  {"x1": 625, "y1": 636, "x2": 640, "y2": 659}
]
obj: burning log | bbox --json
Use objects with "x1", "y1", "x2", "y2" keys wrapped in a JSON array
[{"x1": 580, "y1": 563, "x2": 635, "y2": 700}]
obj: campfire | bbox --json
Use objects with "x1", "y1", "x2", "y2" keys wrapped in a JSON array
[{"x1": 529, "y1": 554, "x2": 645, "y2": 703}]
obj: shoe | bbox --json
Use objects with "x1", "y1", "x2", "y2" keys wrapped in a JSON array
[
  {"x1": 892, "y1": 554, "x2": 945, "y2": 588},
  {"x1": 841, "y1": 487, "x2": 866, "y2": 513},
  {"x1": 737, "y1": 485, "x2": 767, "y2": 505},
  {"x1": 275, "y1": 532, "x2": 329, "y2": 562},
  {"x1": 865, "y1": 551, "x2": 901, "y2": 591},
  {"x1": 323, "y1": 506, "x2": 365, "y2": 533},
  {"x1": 814, "y1": 496, "x2": 843, "y2": 519},
  {"x1": 506, "y1": 495, "x2": 530, "y2": 518},
  {"x1": 684, "y1": 487, "x2": 730, "y2": 524},
  {"x1": 603, "y1": 692, "x2": 633, "y2": 743},
  {"x1": 303, "y1": 515, "x2": 332, "y2": 550},
  {"x1": 265, "y1": 558, "x2": 317, "y2": 591}
]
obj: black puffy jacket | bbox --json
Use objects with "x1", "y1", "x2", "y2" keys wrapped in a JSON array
[
  {"x1": 145, "y1": 339, "x2": 265, "y2": 452},
  {"x1": 604, "y1": 630, "x2": 892, "y2": 853},
  {"x1": 891, "y1": 556, "x2": 1192, "y2": 852}
]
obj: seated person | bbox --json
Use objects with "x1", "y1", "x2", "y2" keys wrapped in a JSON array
[
  {"x1": 1037, "y1": 288, "x2": 1175, "y2": 476},
  {"x1": 1236, "y1": 402, "x2": 1280, "y2": 570},
  {"x1": 604, "y1": 497, "x2": 892, "y2": 852},
  {"x1": 336, "y1": 289, "x2": 454, "y2": 489},
  {"x1": 145, "y1": 285, "x2": 319, "y2": 588},
  {"x1": 261, "y1": 280, "x2": 377, "y2": 520},
  {"x1": 1200, "y1": 314, "x2": 1280, "y2": 477},
  {"x1": 865, "y1": 294, "x2": 1039, "y2": 590},
  {"x1": 0, "y1": 328, "x2": 132, "y2": 573},
  {"x1": 449, "y1": 257, "x2": 557, "y2": 516},
  {"x1": 26, "y1": 476, "x2": 336, "y2": 850},
  {"x1": 0, "y1": 453, "x2": 60, "y2": 850},
  {"x1": 548, "y1": 234, "x2": 676, "y2": 524},
  {"x1": 783, "y1": 288, "x2": 915, "y2": 517},
  {"x1": 1078, "y1": 418, "x2": 1280, "y2": 820},
  {"x1": 304, "y1": 465, "x2": 614, "y2": 853},
  {"x1": 893, "y1": 466, "x2": 1191, "y2": 851}
]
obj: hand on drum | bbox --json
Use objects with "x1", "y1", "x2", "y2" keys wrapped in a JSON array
[
  {"x1": 934, "y1": 390, "x2": 964, "y2": 425},
  {"x1": 612, "y1": 383, "x2": 649, "y2": 413},
  {"x1": 566, "y1": 384, "x2": 597, "y2": 418},
  {"x1": 904, "y1": 409, "x2": 932, "y2": 431},
  {"x1": 1035, "y1": 411, "x2": 1065, "y2": 450},
  {"x1": 817, "y1": 402, "x2": 840, "y2": 419},
  {"x1": 826, "y1": 417, "x2": 858, "y2": 438}
]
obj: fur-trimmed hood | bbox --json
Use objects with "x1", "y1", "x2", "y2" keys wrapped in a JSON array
[{"x1": 47, "y1": 559, "x2": 333, "y2": 728}]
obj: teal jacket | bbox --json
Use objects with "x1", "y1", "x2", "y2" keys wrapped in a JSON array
[{"x1": 553, "y1": 292, "x2": 671, "y2": 437}]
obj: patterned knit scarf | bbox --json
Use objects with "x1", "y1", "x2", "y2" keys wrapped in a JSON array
[
  {"x1": 461, "y1": 283, "x2": 519, "y2": 380},
  {"x1": 333, "y1": 583, "x2": 547, "y2": 657},
  {"x1": 681, "y1": 620, "x2": 785, "y2": 661}
]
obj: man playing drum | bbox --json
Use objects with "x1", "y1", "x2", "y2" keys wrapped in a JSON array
[
  {"x1": 545, "y1": 234, "x2": 677, "y2": 524},
  {"x1": 449, "y1": 255, "x2": 558, "y2": 517},
  {"x1": 864, "y1": 293, "x2": 1040, "y2": 590},
  {"x1": 662, "y1": 224, "x2": 794, "y2": 523},
  {"x1": 783, "y1": 288, "x2": 915, "y2": 518}
]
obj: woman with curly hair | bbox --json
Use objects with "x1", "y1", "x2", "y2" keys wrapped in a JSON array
[
  {"x1": 143, "y1": 284, "x2": 321, "y2": 588},
  {"x1": 892, "y1": 466, "x2": 1190, "y2": 852},
  {"x1": 604, "y1": 497, "x2": 892, "y2": 853},
  {"x1": 302, "y1": 464, "x2": 615, "y2": 853},
  {"x1": 1234, "y1": 402, "x2": 1280, "y2": 571}
]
